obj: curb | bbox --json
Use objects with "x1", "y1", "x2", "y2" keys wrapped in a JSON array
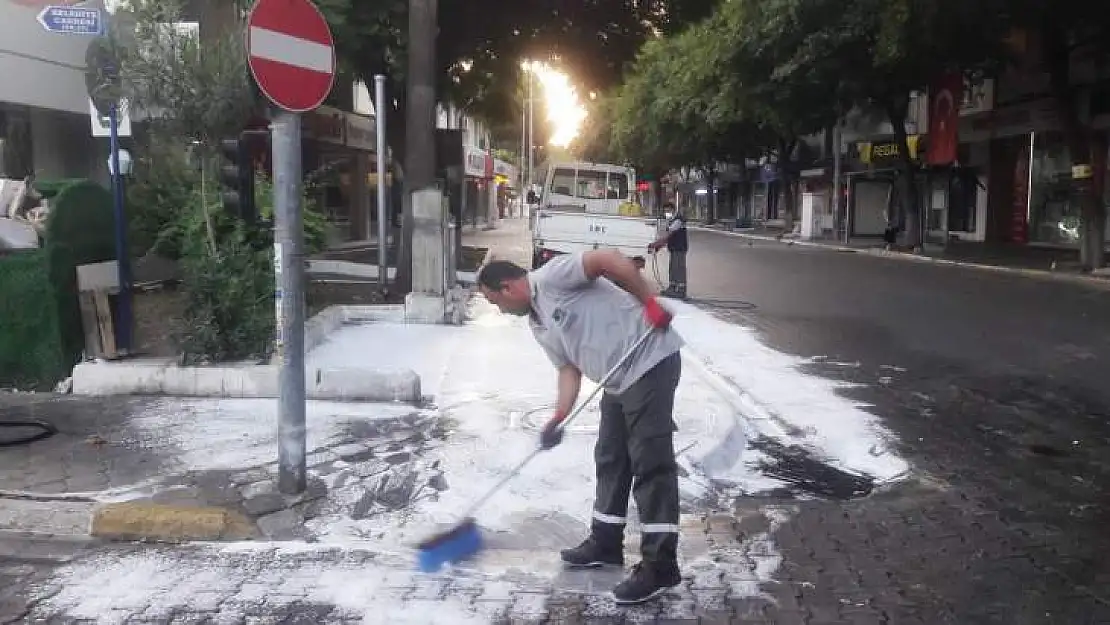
[
  {"x1": 694, "y1": 226, "x2": 1110, "y2": 290},
  {"x1": 90, "y1": 502, "x2": 257, "y2": 543},
  {"x1": 71, "y1": 305, "x2": 421, "y2": 402}
]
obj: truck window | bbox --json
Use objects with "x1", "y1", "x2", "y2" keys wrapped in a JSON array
[
  {"x1": 550, "y1": 168, "x2": 576, "y2": 196},
  {"x1": 574, "y1": 170, "x2": 608, "y2": 199},
  {"x1": 606, "y1": 172, "x2": 629, "y2": 200}
]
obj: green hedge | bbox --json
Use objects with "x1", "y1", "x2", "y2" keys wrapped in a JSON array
[
  {"x1": 43, "y1": 180, "x2": 118, "y2": 365},
  {"x1": 0, "y1": 250, "x2": 66, "y2": 389}
]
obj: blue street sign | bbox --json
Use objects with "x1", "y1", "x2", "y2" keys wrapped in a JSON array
[{"x1": 37, "y1": 6, "x2": 103, "y2": 36}]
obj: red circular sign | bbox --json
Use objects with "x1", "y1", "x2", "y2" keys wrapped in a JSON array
[{"x1": 247, "y1": 0, "x2": 336, "y2": 113}]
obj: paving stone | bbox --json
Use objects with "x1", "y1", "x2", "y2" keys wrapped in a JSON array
[
  {"x1": 508, "y1": 591, "x2": 549, "y2": 622},
  {"x1": 243, "y1": 494, "x2": 288, "y2": 517},
  {"x1": 409, "y1": 578, "x2": 448, "y2": 600},
  {"x1": 255, "y1": 509, "x2": 305, "y2": 540}
]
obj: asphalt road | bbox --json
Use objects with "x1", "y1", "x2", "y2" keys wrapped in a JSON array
[{"x1": 685, "y1": 229, "x2": 1110, "y2": 624}]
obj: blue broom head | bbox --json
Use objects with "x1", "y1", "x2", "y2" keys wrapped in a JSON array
[{"x1": 416, "y1": 518, "x2": 483, "y2": 573}]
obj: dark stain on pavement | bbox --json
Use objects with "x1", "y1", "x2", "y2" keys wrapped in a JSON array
[{"x1": 749, "y1": 436, "x2": 875, "y2": 500}]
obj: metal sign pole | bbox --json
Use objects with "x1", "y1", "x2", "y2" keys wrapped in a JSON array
[
  {"x1": 272, "y1": 110, "x2": 307, "y2": 495},
  {"x1": 374, "y1": 75, "x2": 389, "y2": 293},
  {"x1": 108, "y1": 102, "x2": 132, "y2": 352},
  {"x1": 832, "y1": 121, "x2": 844, "y2": 243}
]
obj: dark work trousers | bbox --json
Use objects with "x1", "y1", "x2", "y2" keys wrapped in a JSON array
[
  {"x1": 591, "y1": 351, "x2": 682, "y2": 564},
  {"x1": 668, "y1": 251, "x2": 687, "y2": 292}
]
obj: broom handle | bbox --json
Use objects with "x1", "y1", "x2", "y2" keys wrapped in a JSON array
[{"x1": 462, "y1": 328, "x2": 659, "y2": 519}]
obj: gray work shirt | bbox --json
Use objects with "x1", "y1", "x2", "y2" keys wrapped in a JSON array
[{"x1": 528, "y1": 253, "x2": 684, "y2": 395}]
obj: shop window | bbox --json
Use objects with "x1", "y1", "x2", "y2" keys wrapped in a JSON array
[
  {"x1": 947, "y1": 169, "x2": 979, "y2": 233},
  {"x1": 1028, "y1": 133, "x2": 1082, "y2": 245}
]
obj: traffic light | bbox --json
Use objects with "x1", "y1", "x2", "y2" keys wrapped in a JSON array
[{"x1": 218, "y1": 133, "x2": 257, "y2": 223}]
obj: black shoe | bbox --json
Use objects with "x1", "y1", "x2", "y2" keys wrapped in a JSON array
[
  {"x1": 612, "y1": 561, "x2": 681, "y2": 605},
  {"x1": 560, "y1": 536, "x2": 624, "y2": 568}
]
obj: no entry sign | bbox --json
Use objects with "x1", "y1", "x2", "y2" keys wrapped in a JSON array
[{"x1": 247, "y1": 0, "x2": 336, "y2": 113}]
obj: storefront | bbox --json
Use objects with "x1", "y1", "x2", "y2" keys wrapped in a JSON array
[
  {"x1": 301, "y1": 105, "x2": 377, "y2": 243},
  {"x1": 493, "y1": 159, "x2": 517, "y2": 218},
  {"x1": 1023, "y1": 131, "x2": 1110, "y2": 248},
  {"x1": 848, "y1": 135, "x2": 924, "y2": 238},
  {"x1": 463, "y1": 145, "x2": 492, "y2": 226}
]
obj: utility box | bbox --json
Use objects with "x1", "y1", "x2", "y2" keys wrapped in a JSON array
[{"x1": 800, "y1": 192, "x2": 827, "y2": 240}]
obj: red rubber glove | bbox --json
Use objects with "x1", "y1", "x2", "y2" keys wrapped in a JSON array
[
  {"x1": 539, "y1": 413, "x2": 566, "y2": 450},
  {"x1": 643, "y1": 297, "x2": 672, "y2": 329}
]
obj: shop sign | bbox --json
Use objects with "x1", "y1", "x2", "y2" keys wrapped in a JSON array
[
  {"x1": 464, "y1": 146, "x2": 487, "y2": 178},
  {"x1": 857, "y1": 135, "x2": 922, "y2": 167},
  {"x1": 968, "y1": 98, "x2": 1059, "y2": 139},
  {"x1": 345, "y1": 113, "x2": 375, "y2": 151},
  {"x1": 758, "y1": 163, "x2": 779, "y2": 183},
  {"x1": 960, "y1": 78, "x2": 994, "y2": 116},
  {"x1": 494, "y1": 159, "x2": 515, "y2": 178},
  {"x1": 303, "y1": 105, "x2": 345, "y2": 146}
]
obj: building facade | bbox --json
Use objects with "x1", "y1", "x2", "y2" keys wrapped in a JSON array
[{"x1": 1, "y1": 0, "x2": 111, "y2": 184}]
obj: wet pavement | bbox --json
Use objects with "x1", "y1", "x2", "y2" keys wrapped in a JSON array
[
  {"x1": 4, "y1": 222, "x2": 1110, "y2": 623},
  {"x1": 682, "y1": 230, "x2": 1110, "y2": 624}
]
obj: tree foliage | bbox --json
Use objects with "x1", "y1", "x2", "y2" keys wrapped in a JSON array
[
  {"x1": 316, "y1": 0, "x2": 713, "y2": 161},
  {"x1": 111, "y1": 0, "x2": 259, "y2": 142},
  {"x1": 606, "y1": 0, "x2": 1020, "y2": 238}
]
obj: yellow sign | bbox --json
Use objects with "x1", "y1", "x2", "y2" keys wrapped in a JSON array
[
  {"x1": 1072, "y1": 164, "x2": 1093, "y2": 180},
  {"x1": 858, "y1": 135, "x2": 922, "y2": 165},
  {"x1": 368, "y1": 173, "x2": 393, "y2": 187}
]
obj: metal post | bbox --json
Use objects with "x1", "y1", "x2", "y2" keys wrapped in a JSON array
[
  {"x1": 832, "y1": 121, "x2": 844, "y2": 243},
  {"x1": 527, "y1": 69, "x2": 534, "y2": 191},
  {"x1": 521, "y1": 66, "x2": 527, "y2": 206},
  {"x1": 374, "y1": 75, "x2": 389, "y2": 293},
  {"x1": 108, "y1": 103, "x2": 132, "y2": 353},
  {"x1": 271, "y1": 111, "x2": 306, "y2": 495}
]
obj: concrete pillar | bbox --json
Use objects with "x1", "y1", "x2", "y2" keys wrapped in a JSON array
[
  {"x1": 404, "y1": 188, "x2": 452, "y2": 323},
  {"x1": 488, "y1": 181, "x2": 500, "y2": 227},
  {"x1": 349, "y1": 151, "x2": 370, "y2": 240}
]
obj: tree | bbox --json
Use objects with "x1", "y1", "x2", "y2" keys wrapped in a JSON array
[
  {"x1": 706, "y1": 0, "x2": 848, "y2": 230},
  {"x1": 759, "y1": 0, "x2": 1002, "y2": 246},
  {"x1": 573, "y1": 93, "x2": 619, "y2": 163},
  {"x1": 994, "y1": 1, "x2": 1110, "y2": 269},
  {"x1": 610, "y1": 7, "x2": 777, "y2": 221},
  {"x1": 110, "y1": 0, "x2": 259, "y2": 143}
]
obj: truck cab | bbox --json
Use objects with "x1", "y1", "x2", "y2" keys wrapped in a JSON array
[{"x1": 531, "y1": 162, "x2": 662, "y2": 268}]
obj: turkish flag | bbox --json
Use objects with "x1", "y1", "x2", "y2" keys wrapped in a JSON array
[{"x1": 927, "y1": 73, "x2": 962, "y2": 166}]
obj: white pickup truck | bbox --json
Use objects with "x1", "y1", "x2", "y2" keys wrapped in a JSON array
[{"x1": 530, "y1": 161, "x2": 663, "y2": 269}]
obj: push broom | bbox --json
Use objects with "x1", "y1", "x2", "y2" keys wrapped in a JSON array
[{"x1": 416, "y1": 327, "x2": 659, "y2": 573}]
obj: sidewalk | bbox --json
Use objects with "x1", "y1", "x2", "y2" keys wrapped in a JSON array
[
  {"x1": 696, "y1": 223, "x2": 1110, "y2": 289},
  {"x1": 462, "y1": 216, "x2": 533, "y2": 267}
]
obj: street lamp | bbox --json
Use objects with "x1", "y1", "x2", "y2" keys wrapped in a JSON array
[
  {"x1": 107, "y1": 146, "x2": 133, "y2": 354},
  {"x1": 107, "y1": 148, "x2": 133, "y2": 176}
]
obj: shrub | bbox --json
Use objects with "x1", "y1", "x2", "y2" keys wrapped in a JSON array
[
  {"x1": 254, "y1": 172, "x2": 329, "y2": 255},
  {"x1": 42, "y1": 180, "x2": 117, "y2": 365},
  {"x1": 174, "y1": 184, "x2": 276, "y2": 364},
  {"x1": 127, "y1": 140, "x2": 201, "y2": 259},
  {"x1": 0, "y1": 250, "x2": 67, "y2": 389}
]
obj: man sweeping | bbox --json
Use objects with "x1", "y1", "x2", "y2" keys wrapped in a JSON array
[
  {"x1": 477, "y1": 250, "x2": 685, "y2": 604},
  {"x1": 649, "y1": 202, "x2": 688, "y2": 300}
]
